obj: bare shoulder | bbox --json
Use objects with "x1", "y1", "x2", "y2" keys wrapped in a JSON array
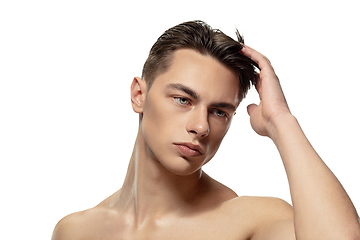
[
  {"x1": 51, "y1": 206, "x2": 119, "y2": 240},
  {"x1": 242, "y1": 196, "x2": 293, "y2": 216},
  {"x1": 52, "y1": 210, "x2": 85, "y2": 240},
  {"x1": 202, "y1": 173, "x2": 293, "y2": 223},
  {"x1": 223, "y1": 195, "x2": 292, "y2": 213},
  {"x1": 221, "y1": 196, "x2": 295, "y2": 240}
]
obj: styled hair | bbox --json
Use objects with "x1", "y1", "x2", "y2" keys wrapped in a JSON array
[{"x1": 141, "y1": 20, "x2": 258, "y2": 100}]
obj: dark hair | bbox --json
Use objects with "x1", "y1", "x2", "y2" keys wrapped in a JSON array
[{"x1": 141, "y1": 20, "x2": 258, "y2": 100}]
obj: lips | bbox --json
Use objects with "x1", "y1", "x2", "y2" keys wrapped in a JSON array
[{"x1": 174, "y1": 142, "x2": 203, "y2": 157}]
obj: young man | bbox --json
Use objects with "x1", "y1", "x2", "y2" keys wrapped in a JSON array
[{"x1": 52, "y1": 21, "x2": 360, "y2": 239}]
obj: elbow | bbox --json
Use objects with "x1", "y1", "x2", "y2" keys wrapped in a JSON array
[
  {"x1": 345, "y1": 223, "x2": 360, "y2": 240},
  {"x1": 338, "y1": 214, "x2": 360, "y2": 240},
  {"x1": 352, "y1": 230, "x2": 360, "y2": 240},
  {"x1": 324, "y1": 221, "x2": 360, "y2": 240},
  {"x1": 348, "y1": 233, "x2": 360, "y2": 240}
]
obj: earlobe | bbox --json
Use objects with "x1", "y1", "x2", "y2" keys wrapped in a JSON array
[{"x1": 130, "y1": 76, "x2": 147, "y2": 113}]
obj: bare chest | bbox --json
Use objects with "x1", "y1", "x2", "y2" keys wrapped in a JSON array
[{"x1": 85, "y1": 214, "x2": 252, "y2": 240}]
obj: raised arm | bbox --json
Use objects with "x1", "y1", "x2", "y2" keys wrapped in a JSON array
[{"x1": 241, "y1": 45, "x2": 360, "y2": 240}]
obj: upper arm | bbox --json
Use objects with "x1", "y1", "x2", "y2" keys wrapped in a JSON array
[
  {"x1": 250, "y1": 197, "x2": 296, "y2": 240},
  {"x1": 251, "y1": 219, "x2": 296, "y2": 240}
]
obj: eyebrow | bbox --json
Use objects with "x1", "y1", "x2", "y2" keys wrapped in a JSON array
[
  {"x1": 211, "y1": 102, "x2": 237, "y2": 112},
  {"x1": 166, "y1": 83, "x2": 237, "y2": 112},
  {"x1": 166, "y1": 83, "x2": 200, "y2": 100}
]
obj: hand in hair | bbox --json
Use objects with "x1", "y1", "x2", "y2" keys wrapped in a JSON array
[
  {"x1": 241, "y1": 45, "x2": 291, "y2": 139},
  {"x1": 242, "y1": 45, "x2": 360, "y2": 240}
]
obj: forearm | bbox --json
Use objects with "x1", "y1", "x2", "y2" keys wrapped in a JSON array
[{"x1": 269, "y1": 113, "x2": 360, "y2": 240}]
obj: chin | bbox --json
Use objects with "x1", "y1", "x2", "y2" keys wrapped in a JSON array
[{"x1": 160, "y1": 156, "x2": 203, "y2": 176}]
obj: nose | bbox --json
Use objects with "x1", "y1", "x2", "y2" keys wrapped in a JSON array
[{"x1": 186, "y1": 107, "x2": 210, "y2": 138}]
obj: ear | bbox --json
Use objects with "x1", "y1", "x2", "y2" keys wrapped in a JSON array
[{"x1": 130, "y1": 76, "x2": 147, "y2": 113}]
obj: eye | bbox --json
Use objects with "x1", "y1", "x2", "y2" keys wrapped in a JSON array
[
  {"x1": 174, "y1": 97, "x2": 191, "y2": 106},
  {"x1": 212, "y1": 109, "x2": 228, "y2": 118}
]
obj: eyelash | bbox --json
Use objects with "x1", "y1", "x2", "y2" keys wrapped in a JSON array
[
  {"x1": 173, "y1": 97, "x2": 228, "y2": 118},
  {"x1": 174, "y1": 97, "x2": 191, "y2": 106},
  {"x1": 211, "y1": 109, "x2": 227, "y2": 118}
]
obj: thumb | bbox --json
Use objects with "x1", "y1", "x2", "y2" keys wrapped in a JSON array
[{"x1": 247, "y1": 103, "x2": 258, "y2": 116}]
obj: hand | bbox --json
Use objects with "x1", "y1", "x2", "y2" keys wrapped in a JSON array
[{"x1": 241, "y1": 46, "x2": 291, "y2": 138}]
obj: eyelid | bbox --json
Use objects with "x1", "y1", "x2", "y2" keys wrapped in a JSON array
[
  {"x1": 173, "y1": 96, "x2": 192, "y2": 105},
  {"x1": 172, "y1": 95, "x2": 231, "y2": 117},
  {"x1": 210, "y1": 108, "x2": 229, "y2": 118}
]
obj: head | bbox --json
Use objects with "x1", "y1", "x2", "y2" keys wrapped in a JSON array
[
  {"x1": 131, "y1": 21, "x2": 257, "y2": 176},
  {"x1": 142, "y1": 20, "x2": 258, "y2": 101}
]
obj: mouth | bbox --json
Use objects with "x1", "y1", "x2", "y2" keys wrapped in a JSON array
[{"x1": 173, "y1": 142, "x2": 204, "y2": 158}]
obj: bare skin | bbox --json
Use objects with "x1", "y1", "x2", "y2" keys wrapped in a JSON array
[{"x1": 52, "y1": 48, "x2": 360, "y2": 240}]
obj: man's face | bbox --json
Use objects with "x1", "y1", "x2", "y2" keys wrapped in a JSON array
[{"x1": 140, "y1": 49, "x2": 240, "y2": 175}]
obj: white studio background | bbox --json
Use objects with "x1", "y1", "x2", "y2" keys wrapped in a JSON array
[{"x1": 1, "y1": 1, "x2": 359, "y2": 239}]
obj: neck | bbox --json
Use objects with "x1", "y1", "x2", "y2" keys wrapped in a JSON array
[{"x1": 116, "y1": 130, "x2": 207, "y2": 223}]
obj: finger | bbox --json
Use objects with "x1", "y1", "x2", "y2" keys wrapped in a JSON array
[
  {"x1": 255, "y1": 73, "x2": 262, "y2": 99},
  {"x1": 247, "y1": 103, "x2": 258, "y2": 116},
  {"x1": 241, "y1": 45, "x2": 273, "y2": 71}
]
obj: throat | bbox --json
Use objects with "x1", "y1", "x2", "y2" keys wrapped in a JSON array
[{"x1": 118, "y1": 144, "x2": 206, "y2": 219}]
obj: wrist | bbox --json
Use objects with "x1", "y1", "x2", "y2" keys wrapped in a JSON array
[{"x1": 267, "y1": 112, "x2": 298, "y2": 142}]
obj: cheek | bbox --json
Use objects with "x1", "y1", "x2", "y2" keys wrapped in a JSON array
[
  {"x1": 203, "y1": 119, "x2": 233, "y2": 158},
  {"x1": 141, "y1": 96, "x2": 182, "y2": 144},
  {"x1": 209, "y1": 118, "x2": 232, "y2": 141},
  {"x1": 141, "y1": 98, "x2": 163, "y2": 140}
]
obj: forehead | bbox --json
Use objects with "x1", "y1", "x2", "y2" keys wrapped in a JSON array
[{"x1": 151, "y1": 49, "x2": 240, "y2": 106}]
